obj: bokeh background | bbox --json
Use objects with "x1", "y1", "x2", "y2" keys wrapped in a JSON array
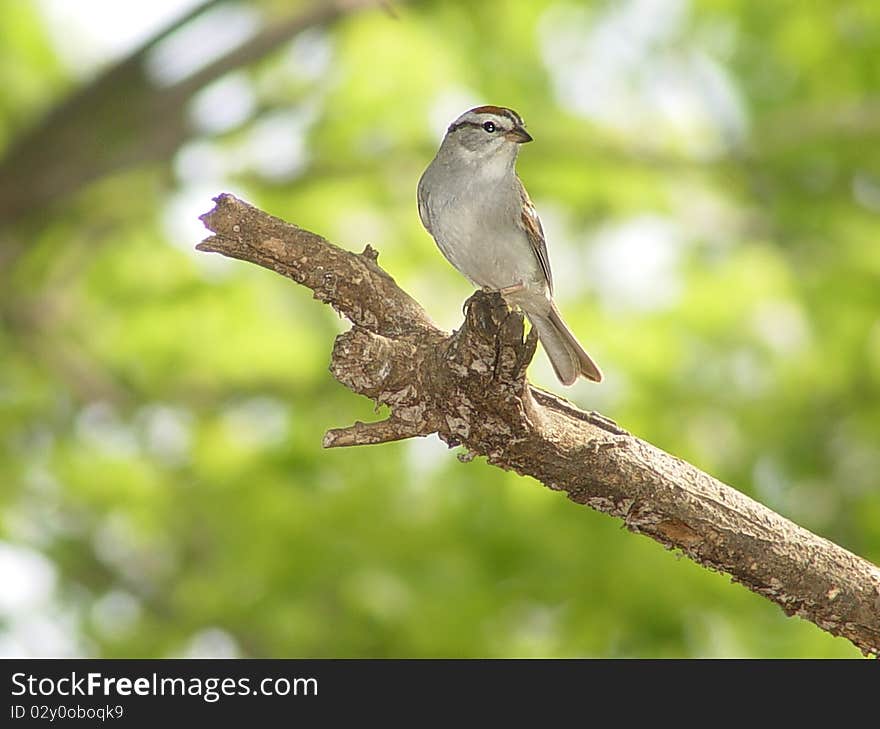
[{"x1": 1, "y1": 0, "x2": 878, "y2": 658}]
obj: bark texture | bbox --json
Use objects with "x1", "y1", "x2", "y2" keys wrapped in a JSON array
[{"x1": 197, "y1": 193, "x2": 880, "y2": 656}]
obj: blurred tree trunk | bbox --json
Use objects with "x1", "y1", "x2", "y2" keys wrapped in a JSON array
[{"x1": 0, "y1": 0, "x2": 392, "y2": 226}]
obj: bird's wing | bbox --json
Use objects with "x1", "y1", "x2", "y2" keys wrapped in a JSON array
[
  {"x1": 516, "y1": 176, "x2": 553, "y2": 294},
  {"x1": 417, "y1": 178, "x2": 432, "y2": 230}
]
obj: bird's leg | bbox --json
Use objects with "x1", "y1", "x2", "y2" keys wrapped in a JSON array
[{"x1": 499, "y1": 281, "x2": 525, "y2": 296}]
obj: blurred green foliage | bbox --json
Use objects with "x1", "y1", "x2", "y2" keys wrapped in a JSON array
[{"x1": 1, "y1": 0, "x2": 878, "y2": 657}]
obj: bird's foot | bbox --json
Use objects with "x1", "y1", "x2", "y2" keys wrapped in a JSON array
[{"x1": 499, "y1": 281, "x2": 525, "y2": 296}]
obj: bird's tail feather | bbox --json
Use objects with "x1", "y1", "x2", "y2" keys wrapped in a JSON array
[{"x1": 528, "y1": 303, "x2": 603, "y2": 386}]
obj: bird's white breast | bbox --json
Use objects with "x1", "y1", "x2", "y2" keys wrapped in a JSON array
[{"x1": 420, "y1": 164, "x2": 542, "y2": 292}]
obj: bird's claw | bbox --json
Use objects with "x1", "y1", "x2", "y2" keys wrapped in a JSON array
[{"x1": 499, "y1": 281, "x2": 525, "y2": 296}]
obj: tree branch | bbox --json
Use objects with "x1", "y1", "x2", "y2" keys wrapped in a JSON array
[
  {"x1": 197, "y1": 193, "x2": 880, "y2": 657},
  {"x1": 0, "y1": 0, "x2": 396, "y2": 224}
]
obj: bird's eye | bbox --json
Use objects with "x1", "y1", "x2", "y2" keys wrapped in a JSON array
[{"x1": 482, "y1": 121, "x2": 496, "y2": 133}]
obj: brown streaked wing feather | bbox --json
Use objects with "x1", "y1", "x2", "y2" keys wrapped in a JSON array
[
  {"x1": 516, "y1": 176, "x2": 553, "y2": 294},
  {"x1": 417, "y1": 182, "x2": 431, "y2": 230}
]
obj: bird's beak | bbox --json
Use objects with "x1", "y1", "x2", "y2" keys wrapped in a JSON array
[{"x1": 505, "y1": 125, "x2": 533, "y2": 144}]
